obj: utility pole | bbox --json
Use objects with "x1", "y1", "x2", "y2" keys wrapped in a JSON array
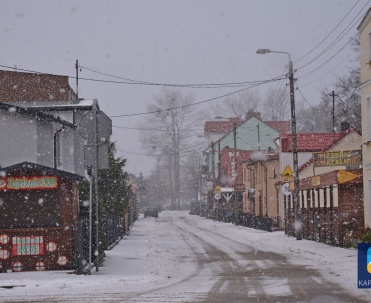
[
  {"x1": 209, "y1": 141, "x2": 215, "y2": 218},
  {"x1": 217, "y1": 140, "x2": 221, "y2": 185},
  {"x1": 288, "y1": 59, "x2": 302, "y2": 240},
  {"x1": 93, "y1": 103, "x2": 100, "y2": 271},
  {"x1": 75, "y1": 60, "x2": 79, "y2": 101},
  {"x1": 211, "y1": 142, "x2": 215, "y2": 184},
  {"x1": 87, "y1": 165, "x2": 93, "y2": 275},
  {"x1": 257, "y1": 48, "x2": 302, "y2": 240},
  {"x1": 233, "y1": 123, "x2": 238, "y2": 222},
  {"x1": 257, "y1": 124, "x2": 260, "y2": 150},
  {"x1": 330, "y1": 91, "x2": 338, "y2": 143}
]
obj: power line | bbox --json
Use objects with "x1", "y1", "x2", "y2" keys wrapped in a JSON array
[
  {"x1": 297, "y1": 0, "x2": 369, "y2": 71},
  {"x1": 299, "y1": 51, "x2": 354, "y2": 88},
  {"x1": 0, "y1": 63, "x2": 276, "y2": 89},
  {"x1": 295, "y1": 84, "x2": 316, "y2": 109},
  {"x1": 116, "y1": 144, "x2": 208, "y2": 158},
  {"x1": 297, "y1": 34, "x2": 357, "y2": 81},
  {"x1": 296, "y1": 0, "x2": 361, "y2": 63},
  {"x1": 109, "y1": 77, "x2": 285, "y2": 118},
  {"x1": 113, "y1": 125, "x2": 204, "y2": 132},
  {"x1": 79, "y1": 65, "x2": 281, "y2": 89}
]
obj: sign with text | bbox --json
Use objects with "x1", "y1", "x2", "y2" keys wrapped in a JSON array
[
  {"x1": 0, "y1": 176, "x2": 58, "y2": 191},
  {"x1": 12, "y1": 236, "x2": 44, "y2": 256},
  {"x1": 313, "y1": 150, "x2": 362, "y2": 167},
  {"x1": 234, "y1": 184, "x2": 246, "y2": 192}
]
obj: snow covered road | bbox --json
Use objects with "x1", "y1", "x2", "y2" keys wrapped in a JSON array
[{"x1": 0, "y1": 211, "x2": 370, "y2": 302}]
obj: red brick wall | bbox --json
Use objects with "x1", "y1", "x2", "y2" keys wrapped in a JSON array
[{"x1": 286, "y1": 183, "x2": 364, "y2": 246}]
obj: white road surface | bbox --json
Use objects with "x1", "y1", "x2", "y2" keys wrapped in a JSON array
[{"x1": 0, "y1": 211, "x2": 370, "y2": 302}]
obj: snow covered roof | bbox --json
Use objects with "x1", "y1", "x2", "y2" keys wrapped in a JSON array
[
  {"x1": 1, "y1": 162, "x2": 84, "y2": 180},
  {"x1": 281, "y1": 129, "x2": 361, "y2": 153},
  {"x1": 204, "y1": 118, "x2": 243, "y2": 134},
  {"x1": 238, "y1": 150, "x2": 279, "y2": 164},
  {"x1": 5, "y1": 99, "x2": 98, "y2": 111},
  {"x1": 265, "y1": 121, "x2": 291, "y2": 133},
  {"x1": 0, "y1": 102, "x2": 76, "y2": 129}
]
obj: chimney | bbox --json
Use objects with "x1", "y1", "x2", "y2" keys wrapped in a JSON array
[
  {"x1": 245, "y1": 110, "x2": 261, "y2": 121},
  {"x1": 341, "y1": 122, "x2": 350, "y2": 132}
]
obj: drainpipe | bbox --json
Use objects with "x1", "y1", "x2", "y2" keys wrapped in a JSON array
[
  {"x1": 53, "y1": 125, "x2": 65, "y2": 169},
  {"x1": 246, "y1": 161, "x2": 256, "y2": 215},
  {"x1": 261, "y1": 162, "x2": 268, "y2": 217}
]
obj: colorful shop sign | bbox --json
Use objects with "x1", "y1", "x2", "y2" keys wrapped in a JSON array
[
  {"x1": 313, "y1": 150, "x2": 362, "y2": 167},
  {"x1": 0, "y1": 176, "x2": 58, "y2": 191},
  {"x1": 12, "y1": 236, "x2": 44, "y2": 256}
]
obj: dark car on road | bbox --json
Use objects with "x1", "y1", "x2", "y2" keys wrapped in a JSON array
[{"x1": 144, "y1": 207, "x2": 159, "y2": 218}]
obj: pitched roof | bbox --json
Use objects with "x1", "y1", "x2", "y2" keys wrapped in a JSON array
[
  {"x1": 204, "y1": 118, "x2": 290, "y2": 135},
  {"x1": 357, "y1": 7, "x2": 371, "y2": 31},
  {"x1": 281, "y1": 131, "x2": 351, "y2": 153},
  {"x1": 204, "y1": 118, "x2": 243, "y2": 133},
  {"x1": 297, "y1": 129, "x2": 362, "y2": 172},
  {"x1": 1, "y1": 162, "x2": 84, "y2": 181},
  {"x1": 0, "y1": 102, "x2": 76, "y2": 129},
  {"x1": 0, "y1": 70, "x2": 77, "y2": 102},
  {"x1": 265, "y1": 121, "x2": 291, "y2": 133}
]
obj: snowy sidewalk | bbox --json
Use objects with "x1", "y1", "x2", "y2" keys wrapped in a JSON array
[{"x1": 0, "y1": 216, "x2": 157, "y2": 300}]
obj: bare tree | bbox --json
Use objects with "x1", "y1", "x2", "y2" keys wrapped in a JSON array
[
  {"x1": 296, "y1": 66, "x2": 360, "y2": 133},
  {"x1": 262, "y1": 85, "x2": 289, "y2": 121},
  {"x1": 200, "y1": 89, "x2": 261, "y2": 120},
  {"x1": 201, "y1": 86, "x2": 290, "y2": 122},
  {"x1": 181, "y1": 153, "x2": 203, "y2": 205},
  {"x1": 139, "y1": 88, "x2": 199, "y2": 209}
]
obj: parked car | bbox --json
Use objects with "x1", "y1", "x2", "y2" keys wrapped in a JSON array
[{"x1": 144, "y1": 207, "x2": 159, "y2": 218}]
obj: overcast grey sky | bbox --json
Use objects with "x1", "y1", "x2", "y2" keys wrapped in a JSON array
[{"x1": 1, "y1": 0, "x2": 368, "y2": 176}]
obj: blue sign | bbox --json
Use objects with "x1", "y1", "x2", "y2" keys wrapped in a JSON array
[{"x1": 358, "y1": 243, "x2": 371, "y2": 288}]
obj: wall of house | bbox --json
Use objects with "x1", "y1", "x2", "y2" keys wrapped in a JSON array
[
  {"x1": 253, "y1": 161, "x2": 279, "y2": 219},
  {"x1": 212, "y1": 117, "x2": 279, "y2": 177},
  {"x1": 266, "y1": 161, "x2": 279, "y2": 219},
  {"x1": 359, "y1": 12, "x2": 371, "y2": 228},
  {"x1": 37, "y1": 121, "x2": 54, "y2": 167},
  {"x1": 0, "y1": 111, "x2": 38, "y2": 167},
  {"x1": 59, "y1": 128, "x2": 75, "y2": 173},
  {"x1": 300, "y1": 132, "x2": 362, "y2": 179},
  {"x1": 47, "y1": 110, "x2": 87, "y2": 176}
]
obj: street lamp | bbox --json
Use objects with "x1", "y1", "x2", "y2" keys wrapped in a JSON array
[{"x1": 256, "y1": 48, "x2": 302, "y2": 240}]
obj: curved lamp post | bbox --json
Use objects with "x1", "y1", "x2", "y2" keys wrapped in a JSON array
[{"x1": 256, "y1": 48, "x2": 302, "y2": 240}]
